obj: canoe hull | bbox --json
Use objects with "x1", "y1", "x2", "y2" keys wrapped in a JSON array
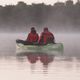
[{"x1": 16, "y1": 43, "x2": 64, "y2": 55}]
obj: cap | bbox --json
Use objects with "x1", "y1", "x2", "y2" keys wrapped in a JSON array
[
  {"x1": 44, "y1": 27, "x2": 48, "y2": 31},
  {"x1": 31, "y1": 27, "x2": 35, "y2": 30}
]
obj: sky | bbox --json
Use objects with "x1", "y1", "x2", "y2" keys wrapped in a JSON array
[{"x1": 0, "y1": 0, "x2": 78, "y2": 6}]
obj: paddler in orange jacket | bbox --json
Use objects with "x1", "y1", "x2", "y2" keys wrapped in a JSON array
[
  {"x1": 39, "y1": 27, "x2": 55, "y2": 45},
  {"x1": 16, "y1": 27, "x2": 39, "y2": 45}
]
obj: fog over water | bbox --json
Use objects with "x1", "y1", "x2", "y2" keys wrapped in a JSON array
[
  {"x1": 0, "y1": 32, "x2": 80, "y2": 80},
  {"x1": 0, "y1": 33, "x2": 80, "y2": 57},
  {"x1": 0, "y1": 0, "x2": 80, "y2": 79}
]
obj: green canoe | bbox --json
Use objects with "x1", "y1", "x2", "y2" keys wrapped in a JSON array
[{"x1": 16, "y1": 43, "x2": 64, "y2": 55}]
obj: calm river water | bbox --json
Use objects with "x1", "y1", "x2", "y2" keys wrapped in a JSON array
[{"x1": 0, "y1": 33, "x2": 80, "y2": 80}]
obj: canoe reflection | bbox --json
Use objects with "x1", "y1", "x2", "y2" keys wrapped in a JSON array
[
  {"x1": 27, "y1": 53, "x2": 38, "y2": 64},
  {"x1": 26, "y1": 53, "x2": 54, "y2": 66},
  {"x1": 40, "y1": 54, "x2": 54, "y2": 65}
]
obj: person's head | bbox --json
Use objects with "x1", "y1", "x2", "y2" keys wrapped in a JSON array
[
  {"x1": 31, "y1": 27, "x2": 35, "y2": 31},
  {"x1": 43, "y1": 27, "x2": 48, "y2": 32},
  {"x1": 31, "y1": 27, "x2": 36, "y2": 33}
]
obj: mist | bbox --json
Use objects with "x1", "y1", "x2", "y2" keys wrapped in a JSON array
[
  {"x1": 0, "y1": 1, "x2": 79, "y2": 33},
  {"x1": 0, "y1": 1, "x2": 80, "y2": 80},
  {"x1": 0, "y1": 1, "x2": 80, "y2": 57}
]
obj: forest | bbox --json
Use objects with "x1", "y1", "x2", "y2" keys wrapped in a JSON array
[{"x1": 0, "y1": 0, "x2": 80, "y2": 32}]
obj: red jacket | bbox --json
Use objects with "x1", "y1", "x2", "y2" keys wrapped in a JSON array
[
  {"x1": 39, "y1": 31, "x2": 55, "y2": 44},
  {"x1": 27, "y1": 32, "x2": 39, "y2": 43}
]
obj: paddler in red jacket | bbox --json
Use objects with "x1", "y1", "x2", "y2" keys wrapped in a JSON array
[
  {"x1": 27, "y1": 27, "x2": 39, "y2": 43},
  {"x1": 39, "y1": 27, "x2": 55, "y2": 45},
  {"x1": 16, "y1": 27, "x2": 39, "y2": 45}
]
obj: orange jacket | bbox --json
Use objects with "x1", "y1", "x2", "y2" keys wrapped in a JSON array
[
  {"x1": 27, "y1": 32, "x2": 39, "y2": 43},
  {"x1": 39, "y1": 31, "x2": 55, "y2": 44}
]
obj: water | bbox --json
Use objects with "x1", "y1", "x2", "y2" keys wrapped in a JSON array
[{"x1": 0, "y1": 33, "x2": 80, "y2": 80}]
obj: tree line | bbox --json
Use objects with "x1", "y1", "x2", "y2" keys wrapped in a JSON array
[{"x1": 0, "y1": 0, "x2": 80, "y2": 32}]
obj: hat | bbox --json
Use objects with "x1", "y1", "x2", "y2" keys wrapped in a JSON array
[
  {"x1": 31, "y1": 27, "x2": 35, "y2": 31},
  {"x1": 44, "y1": 27, "x2": 48, "y2": 31}
]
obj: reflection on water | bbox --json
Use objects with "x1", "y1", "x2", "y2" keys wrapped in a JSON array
[
  {"x1": 0, "y1": 33, "x2": 80, "y2": 79},
  {"x1": 16, "y1": 54, "x2": 80, "y2": 73},
  {"x1": 0, "y1": 54, "x2": 80, "y2": 79},
  {"x1": 17, "y1": 53, "x2": 54, "y2": 73}
]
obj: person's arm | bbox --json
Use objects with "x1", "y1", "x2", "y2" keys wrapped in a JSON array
[
  {"x1": 26, "y1": 33, "x2": 30, "y2": 41},
  {"x1": 51, "y1": 33, "x2": 55, "y2": 43},
  {"x1": 36, "y1": 34, "x2": 39, "y2": 42},
  {"x1": 52, "y1": 33, "x2": 55, "y2": 39}
]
